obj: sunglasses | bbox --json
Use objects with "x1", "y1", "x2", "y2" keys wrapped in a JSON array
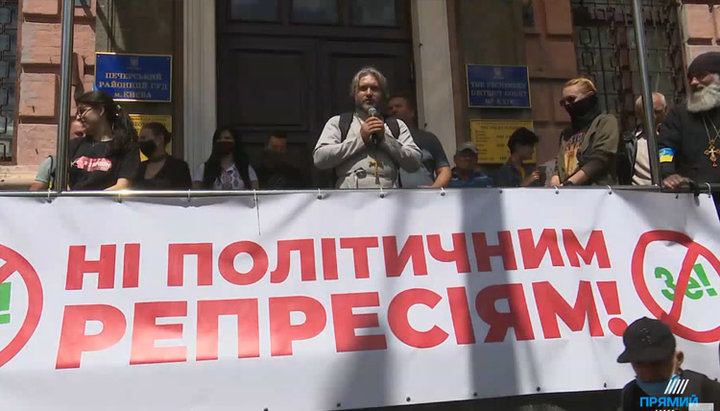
[{"x1": 74, "y1": 106, "x2": 93, "y2": 119}]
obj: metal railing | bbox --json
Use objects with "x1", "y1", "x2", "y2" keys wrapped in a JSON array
[{"x1": 0, "y1": 183, "x2": 717, "y2": 200}]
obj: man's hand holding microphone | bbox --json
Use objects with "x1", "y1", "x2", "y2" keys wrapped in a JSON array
[{"x1": 360, "y1": 106, "x2": 385, "y2": 145}]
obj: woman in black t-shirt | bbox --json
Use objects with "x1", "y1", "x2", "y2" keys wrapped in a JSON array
[
  {"x1": 135, "y1": 123, "x2": 192, "y2": 190},
  {"x1": 68, "y1": 91, "x2": 140, "y2": 190}
]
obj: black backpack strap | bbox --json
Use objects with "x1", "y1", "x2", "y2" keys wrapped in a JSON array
[
  {"x1": 385, "y1": 117, "x2": 400, "y2": 139},
  {"x1": 338, "y1": 112, "x2": 354, "y2": 143},
  {"x1": 382, "y1": 117, "x2": 402, "y2": 187}
]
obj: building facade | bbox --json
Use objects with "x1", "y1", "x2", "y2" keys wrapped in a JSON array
[{"x1": 0, "y1": 0, "x2": 717, "y2": 188}]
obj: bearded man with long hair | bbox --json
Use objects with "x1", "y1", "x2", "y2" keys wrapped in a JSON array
[{"x1": 659, "y1": 52, "x2": 720, "y2": 210}]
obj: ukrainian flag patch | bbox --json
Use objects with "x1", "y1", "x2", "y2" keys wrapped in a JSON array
[{"x1": 659, "y1": 148, "x2": 674, "y2": 163}]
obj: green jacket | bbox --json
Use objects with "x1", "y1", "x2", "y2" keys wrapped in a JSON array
[{"x1": 556, "y1": 113, "x2": 619, "y2": 185}]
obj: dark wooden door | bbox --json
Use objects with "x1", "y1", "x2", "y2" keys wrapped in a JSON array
[
  {"x1": 318, "y1": 41, "x2": 414, "y2": 119},
  {"x1": 216, "y1": 0, "x2": 413, "y2": 187}
]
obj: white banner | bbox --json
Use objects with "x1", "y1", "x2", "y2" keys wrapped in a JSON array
[{"x1": 0, "y1": 189, "x2": 719, "y2": 410}]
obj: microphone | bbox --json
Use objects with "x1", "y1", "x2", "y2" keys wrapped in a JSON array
[{"x1": 367, "y1": 106, "x2": 381, "y2": 145}]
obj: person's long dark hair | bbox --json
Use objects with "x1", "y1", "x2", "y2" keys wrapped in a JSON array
[
  {"x1": 76, "y1": 90, "x2": 137, "y2": 156},
  {"x1": 202, "y1": 127, "x2": 251, "y2": 189},
  {"x1": 141, "y1": 122, "x2": 172, "y2": 146}
]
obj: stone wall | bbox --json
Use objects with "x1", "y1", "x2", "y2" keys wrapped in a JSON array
[
  {"x1": 1, "y1": 0, "x2": 181, "y2": 188},
  {"x1": 448, "y1": 0, "x2": 576, "y2": 164},
  {"x1": 0, "y1": 0, "x2": 97, "y2": 188},
  {"x1": 682, "y1": 2, "x2": 720, "y2": 60},
  {"x1": 524, "y1": 0, "x2": 576, "y2": 164}
]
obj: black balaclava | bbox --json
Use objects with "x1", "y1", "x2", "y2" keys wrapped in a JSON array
[{"x1": 566, "y1": 94, "x2": 601, "y2": 132}]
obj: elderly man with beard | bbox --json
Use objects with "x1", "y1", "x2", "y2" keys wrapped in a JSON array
[
  {"x1": 314, "y1": 67, "x2": 421, "y2": 189},
  {"x1": 659, "y1": 52, "x2": 720, "y2": 203}
]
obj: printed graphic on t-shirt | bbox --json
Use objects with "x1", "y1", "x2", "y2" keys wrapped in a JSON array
[
  {"x1": 564, "y1": 131, "x2": 585, "y2": 176},
  {"x1": 216, "y1": 167, "x2": 244, "y2": 190},
  {"x1": 72, "y1": 156, "x2": 113, "y2": 172}
]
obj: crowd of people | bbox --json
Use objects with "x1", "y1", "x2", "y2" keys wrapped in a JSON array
[{"x1": 29, "y1": 52, "x2": 720, "y2": 201}]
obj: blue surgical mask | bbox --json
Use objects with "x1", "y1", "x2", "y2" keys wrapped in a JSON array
[{"x1": 636, "y1": 374, "x2": 679, "y2": 397}]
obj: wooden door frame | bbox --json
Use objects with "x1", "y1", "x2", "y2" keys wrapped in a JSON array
[
  {"x1": 214, "y1": 0, "x2": 415, "y2": 148},
  {"x1": 184, "y1": 0, "x2": 457, "y2": 174}
]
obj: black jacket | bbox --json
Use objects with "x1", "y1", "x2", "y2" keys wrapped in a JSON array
[
  {"x1": 658, "y1": 104, "x2": 720, "y2": 183},
  {"x1": 618, "y1": 127, "x2": 643, "y2": 185}
]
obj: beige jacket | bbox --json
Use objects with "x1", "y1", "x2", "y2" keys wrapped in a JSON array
[{"x1": 313, "y1": 114, "x2": 422, "y2": 188}]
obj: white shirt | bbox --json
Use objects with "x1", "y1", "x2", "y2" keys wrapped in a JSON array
[
  {"x1": 193, "y1": 163, "x2": 258, "y2": 190},
  {"x1": 633, "y1": 135, "x2": 652, "y2": 186}
]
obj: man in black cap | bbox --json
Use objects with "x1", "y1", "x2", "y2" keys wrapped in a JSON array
[
  {"x1": 618, "y1": 317, "x2": 720, "y2": 410},
  {"x1": 659, "y1": 52, "x2": 720, "y2": 203}
]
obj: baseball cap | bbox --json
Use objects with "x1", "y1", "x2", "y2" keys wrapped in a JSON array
[
  {"x1": 617, "y1": 317, "x2": 676, "y2": 363},
  {"x1": 456, "y1": 142, "x2": 478, "y2": 155}
]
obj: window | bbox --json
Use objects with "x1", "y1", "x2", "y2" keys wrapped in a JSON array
[
  {"x1": 0, "y1": 0, "x2": 16, "y2": 162},
  {"x1": 292, "y1": 0, "x2": 339, "y2": 24},
  {"x1": 571, "y1": 0, "x2": 685, "y2": 131},
  {"x1": 230, "y1": 0, "x2": 279, "y2": 22},
  {"x1": 351, "y1": 0, "x2": 397, "y2": 27}
]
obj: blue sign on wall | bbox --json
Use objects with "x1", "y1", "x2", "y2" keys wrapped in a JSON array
[
  {"x1": 466, "y1": 65, "x2": 531, "y2": 108},
  {"x1": 95, "y1": 53, "x2": 172, "y2": 102}
]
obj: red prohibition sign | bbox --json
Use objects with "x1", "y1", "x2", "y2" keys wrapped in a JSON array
[
  {"x1": 0, "y1": 244, "x2": 43, "y2": 367},
  {"x1": 632, "y1": 230, "x2": 720, "y2": 343}
]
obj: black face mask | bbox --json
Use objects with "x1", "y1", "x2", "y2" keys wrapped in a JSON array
[
  {"x1": 139, "y1": 140, "x2": 158, "y2": 158},
  {"x1": 214, "y1": 141, "x2": 235, "y2": 156},
  {"x1": 564, "y1": 94, "x2": 599, "y2": 119},
  {"x1": 263, "y1": 150, "x2": 289, "y2": 169}
]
